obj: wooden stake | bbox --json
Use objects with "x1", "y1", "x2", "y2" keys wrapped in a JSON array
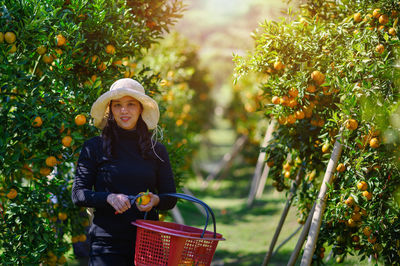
[
  {"x1": 247, "y1": 120, "x2": 276, "y2": 207},
  {"x1": 287, "y1": 202, "x2": 316, "y2": 266},
  {"x1": 300, "y1": 136, "x2": 343, "y2": 266},
  {"x1": 201, "y1": 134, "x2": 248, "y2": 188},
  {"x1": 262, "y1": 165, "x2": 304, "y2": 266}
]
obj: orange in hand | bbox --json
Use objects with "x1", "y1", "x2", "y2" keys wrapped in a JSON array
[{"x1": 136, "y1": 192, "x2": 151, "y2": 205}]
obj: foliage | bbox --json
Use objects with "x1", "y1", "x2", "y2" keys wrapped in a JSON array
[
  {"x1": 235, "y1": 0, "x2": 400, "y2": 264},
  {"x1": 0, "y1": 0, "x2": 185, "y2": 264}
]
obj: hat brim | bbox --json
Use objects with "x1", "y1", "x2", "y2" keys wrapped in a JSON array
[{"x1": 90, "y1": 88, "x2": 159, "y2": 130}]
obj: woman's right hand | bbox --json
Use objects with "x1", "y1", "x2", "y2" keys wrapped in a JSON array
[{"x1": 107, "y1": 193, "x2": 131, "y2": 214}]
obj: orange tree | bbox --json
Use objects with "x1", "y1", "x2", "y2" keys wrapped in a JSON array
[
  {"x1": 0, "y1": 0, "x2": 184, "y2": 264},
  {"x1": 142, "y1": 31, "x2": 215, "y2": 175},
  {"x1": 235, "y1": 0, "x2": 400, "y2": 264}
]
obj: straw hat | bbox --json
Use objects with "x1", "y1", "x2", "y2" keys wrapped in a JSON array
[{"x1": 90, "y1": 78, "x2": 159, "y2": 130}]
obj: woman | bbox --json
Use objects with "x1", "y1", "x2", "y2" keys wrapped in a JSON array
[{"x1": 72, "y1": 78, "x2": 177, "y2": 265}]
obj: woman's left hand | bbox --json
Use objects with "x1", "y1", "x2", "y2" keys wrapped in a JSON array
[{"x1": 136, "y1": 192, "x2": 160, "y2": 212}]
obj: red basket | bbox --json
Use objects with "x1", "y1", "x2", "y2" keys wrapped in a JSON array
[{"x1": 131, "y1": 193, "x2": 224, "y2": 266}]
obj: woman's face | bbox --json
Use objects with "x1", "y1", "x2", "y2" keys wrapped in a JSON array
[{"x1": 111, "y1": 96, "x2": 142, "y2": 130}]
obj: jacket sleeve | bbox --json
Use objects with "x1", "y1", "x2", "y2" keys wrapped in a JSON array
[
  {"x1": 155, "y1": 143, "x2": 177, "y2": 210},
  {"x1": 71, "y1": 138, "x2": 111, "y2": 208}
]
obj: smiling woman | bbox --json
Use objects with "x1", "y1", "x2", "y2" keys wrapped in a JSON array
[
  {"x1": 111, "y1": 96, "x2": 142, "y2": 130},
  {"x1": 72, "y1": 78, "x2": 177, "y2": 265}
]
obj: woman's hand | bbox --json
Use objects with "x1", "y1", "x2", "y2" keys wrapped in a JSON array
[
  {"x1": 136, "y1": 192, "x2": 159, "y2": 212},
  {"x1": 107, "y1": 193, "x2": 131, "y2": 214}
]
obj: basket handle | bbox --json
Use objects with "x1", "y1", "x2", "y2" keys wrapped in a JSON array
[{"x1": 134, "y1": 193, "x2": 218, "y2": 239}]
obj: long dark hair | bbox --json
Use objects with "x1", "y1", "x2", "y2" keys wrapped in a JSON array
[{"x1": 101, "y1": 103, "x2": 155, "y2": 160}]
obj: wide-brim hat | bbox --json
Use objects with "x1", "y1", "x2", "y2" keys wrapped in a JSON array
[{"x1": 90, "y1": 78, "x2": 159, "y2": 130}]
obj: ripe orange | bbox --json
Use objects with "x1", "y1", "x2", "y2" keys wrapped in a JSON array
[
  {"x1": 288, "y1": 98, "x2": 298, "y2": 108},
  {"x1": 368, "y1": 235, "x2": 377, "y2": 244},
  {"x1": 267, "y1": 160, "x2": 274, "y2": 167},
  {"x1": 42, "y1": 54, "x2": 54, "y2": 64},
  {"x1": 105, "y1": 44, "x2": 116, "y2": 54},
  {"x1": 373, "y1": 9, "x2": 381, "y2": 19},
  {"x1": 352, "y1": 212, "x2": 362, "y2": 222},
  {"x1": 40, "y1": 167, "x2": 52, "y2": 176},
  {"x1": 283, "y1": 163, "x2": 291, "y2": 171},
  {"x1": 369, "y1": 137, "x2": 380, "y2": 148},
  {"x1": 363, "y1": 226, "x2": 372, "y2": 237},
  {"x1": 71, "y1": 236, "x2": 79, "y2": 243},
  {"x1": 36, "y1": 45, "x2": 47, "y2": 55},
  {"x1": 321, "y1": 143, "x2": 330, "y2": 153},
  {"x1": 7, "y1": 188, "x2": 17, "y2": 199},
  {"x1": 362, "y1": 191, "x2": 372, "y2": 200},
  {"x1": 336, "y1": 163, "x2": 346, "y2": 173},
  {"x1": 306, "y1": 84, "x2": 316, "y2": 93},
  {"x1": 272, "y1": 96, "x2": 280, "y2": 104},
  {"x1": 97, "y1": 62, "x2": 107, "y2": 72},
  {"x1": 345, "y1": 196, "x2": 354, "y2": 206},
  {"x1": 284, "y1": 171, "x2": 291, "y2": 178},
  {"x1": 78, "y1": 234, "x2": 87, "y2": 242},
  {"x1": 62, "y1": 136, "x2": 72, "y2": 147},
  {"x1": 32, "y1": 116, "x2": 43, "y2": 127},
  {"x1": 287, "y1": 114, "x2": 296, "y2": 124},
  {"x1": 74, "y1": 114, "x2": 86, "y2": 126},
  {"x1": 58, "y1": 212, "x2": 68, "y2": 221},
  {"x1": 4, "y1": 32, "x2": 16, "y2": 44},
  {"x1": 311, "y1": 70, "x2": 325, "y2": 86},
  {"x1": 56, "y1": 34, "x2": 66, "y2": 46},
  {"x1": 295, "y1": 110, "x2": 305, "y2": 120},
  {"x1": 357, "y1": 181, "x2": 368, "y2": 191},
  {"x1": 273, "y1": 61, "x2": 284, "y2": 71},
  {"x1": 136, "y1": 192, "x2": 151, "y2": 205},
  {"x1": 45, "y1": 156, "x2": 58, "y2": 167},
  {"x1": 288, "y1": 87, "x2": 299, "y2": 97},
  {"x1": 375, "y1": 44, "x2": 385, "y2": 54},
  {"x1": 379, "y1": 14, "x2": 389, "y2": 25},
  {"x1": 345, "y1": 119, "x2": 358, "y2": 130},
  {"x1": 354, "y1": 13, "x2": 362, "y2": 23},
  {"x1": 389, "y1": 28, "x2": 397, "y2": 35}
]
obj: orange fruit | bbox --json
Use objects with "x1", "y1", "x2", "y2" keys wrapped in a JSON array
[
  {"x1": 379, "y1": 14, "x2": 389, "y2": 25},
  {"x1": 352, "y1": 212, "x2": 362, "y2": 222},
  {"x1": 105, "y1": 44, "x2": 116, "y2": 54},
  {"x1": 78, "y1": 234, "x2": 87, "y2": 242},
  {"x1": 369, "y1": 137, "x2": 380, "y2": 148},
  {"x1": 368, "y1": 235, "x2": 377, "y2": 244},
  {"x1": 283, "y1": 163, "x2": 291, "y2": 171},
  {"x1": 295, "y1": 110, "x2": 305, "y2": 120},
  {"x1": 62, "y1": 136, "x2": 72, "y2": 147},
  {"x1": 363, "y1": 226, "x2": 372, "y2": 237},
  {"x1": 321, "y1": 143, "x2": 330, "y2": 153},
  {"x1": 336, "y1": 163, "x2": 346, "y2": 173},
  {"x1": 288, "y1": 87, "x2": 299, "y2": 97},
  {"x1": 272, "y1": 96, "x2": 280, "y2": 104},
  {"x1": 42, "y1": 54, "x2": 54, "y2": 64},
  {"x1": 40, "y1": 167, "x2": 51, "y2": 176},
  {"x1": 287, "y1": 114, "x2": 296, "y2": 124},
  {"x1": 311, "y1": 70, "x2": 325, "y2": 86},
  {"x1": 36, "y1": 45, "x2": 47, "y2": 55},
  {"x1": 352, "y1": 235, "x2": 360, "y2": 242},
  {"x1": 56, "y1": 34, "x2": 66, "y2": 46},
  {"x1": 6, "y1": 188, "x2": 17, "y2": 199},
  {"x1": 288, "y1": 98, "x2": 298, "y2": 108},
  {"x1": 363, "y1": 191, "x2": 372, "y2": 200},
  {"x1": 280, "y1": 95, "x2": 289, "y2": 106},
  {"x1": 357, "y1": 181, "x2": 368, "y2": 191},
  {"x1": 373, "y1": 9, "x2": 381, "y2": 19},
  {"x1": 74, "y1": 114, "x2": 86, "y2": 126},
  {"x1": 273, "y1": 61, "x2": 284, "y2": 71},
  {"x1": 81, "y1": 219, "x2": 90, "y2": 227},
  {"x1": 354, "y1": 13, "x2": 362, "y2": 22},
  {"x1": 375, "y1": 44, "x2": 385, "y2": 54},
  {"x1": 306, "y1": 84, "x2": 316, "y2": 93},
  {"x1": 345, "y1": 119, "x2": 358, "y2": 130},
  {"x1": 71, "y1": 236, "x2": 79, "y2": 243},
  {"x1": 32, "y1": 116, "x2": 43, "y2": 127},
  {"x1": 4, "y1": 32, "x2": 16, "y2": 44},
  {"x1": 345, "y1": 196, "x2": 354, "y2": 206},
  {"x1": 58, "y1": 212, "x2": 68, "y2": 221},
  {"x1": 45, "y1": 156, "x2": 58, "y2": 167},
  {"x1": 389, "y1": 28, "x2": 397, "y2": 35},
  {"x1": 284, "y1": 171, "x2": 291, "y2": 178},
  {"x1": 136, "y1": 192, "x2": 151, "y2": 205},
  {"x1": 267, "y1": 161, "x2": 274, "y2": 167},
  {"x1": 97, "y1": 62, "x2": 107, "y2": 72}
]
